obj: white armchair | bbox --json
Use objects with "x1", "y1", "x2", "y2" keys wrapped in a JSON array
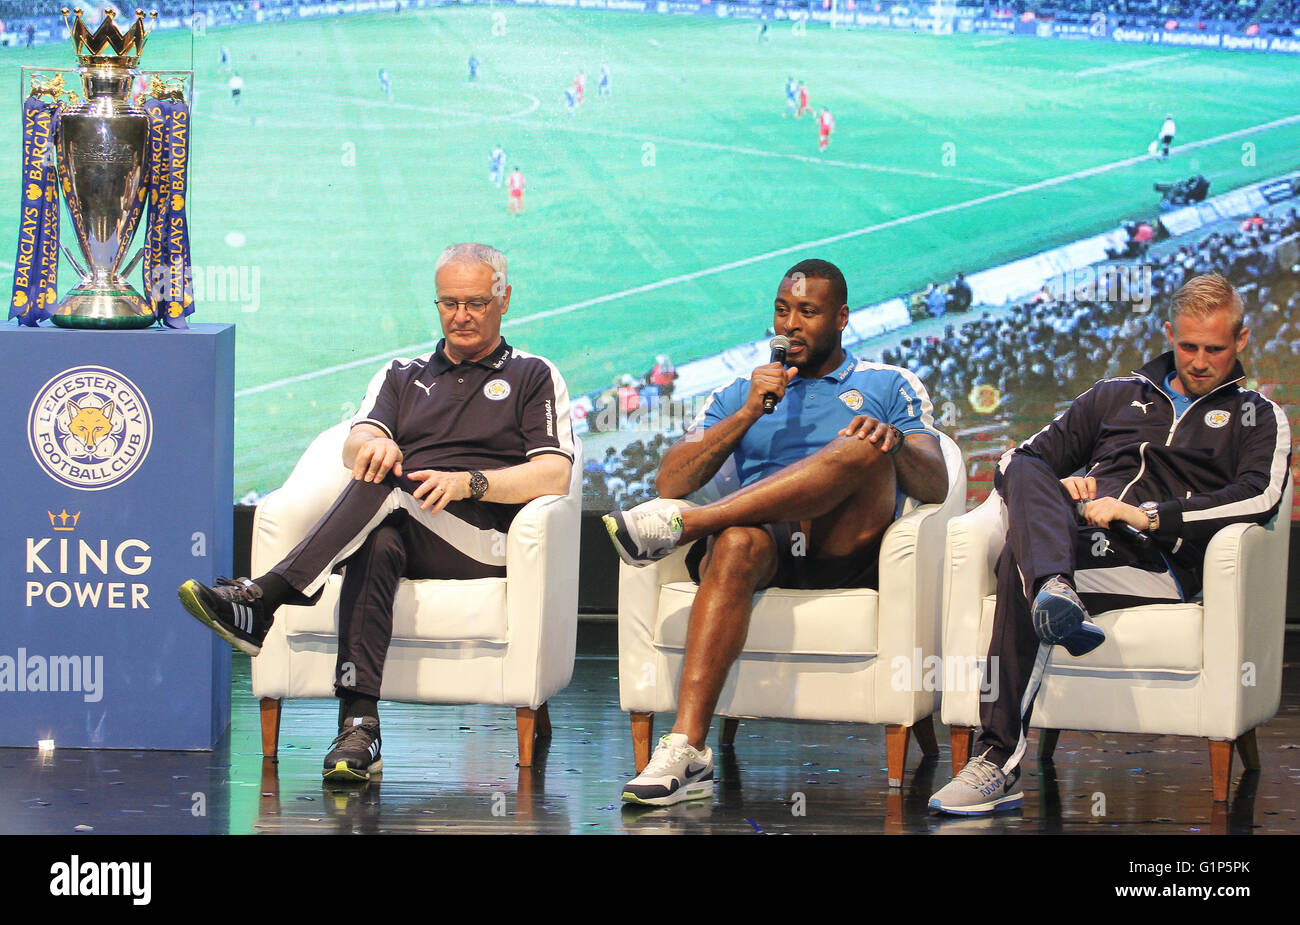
[
  {"x1": 617, "y1": 432, "x2": 966, "y2": 787},
  {"x1": 249, "y1": 420, "x2": 582, "y2": 767},
  {"x1": 940, "y1": 477, "x2": 1293, "y2": 801}
]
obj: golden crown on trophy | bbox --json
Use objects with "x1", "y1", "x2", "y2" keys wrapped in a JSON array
[{"x1": 63, "y1": 6, "x2": 157, "y2": 64}]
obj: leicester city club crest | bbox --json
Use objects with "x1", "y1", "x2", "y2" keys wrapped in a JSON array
[
  {"x1": 839, "y1": 389, "x2": 864, "y2": 411},
  {"x1": 483, "y1": 379, "x2": 511, "y2": 401},
  {"x1": 27, "y1": 365, "x2": 152, "y2": 490},
  {"x1": 1204, "y1": 410, "x2": 1231, "y2": 429}
]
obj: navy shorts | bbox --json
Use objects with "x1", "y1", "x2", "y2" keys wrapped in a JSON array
[{"x1": 685, "y1": 521, "x2": 881, "y2": 591}]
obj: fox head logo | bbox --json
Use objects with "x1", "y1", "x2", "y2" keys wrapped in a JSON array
[
  {"x1": 30, "y1": 366, "x2": 152, "y2": 490},
  {"x1": 66, "y1": 400, "x2": 115, "y2": 453}
]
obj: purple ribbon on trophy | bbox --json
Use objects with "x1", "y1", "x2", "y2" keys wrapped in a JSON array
[
  {"x1": 143, "y1": 89, "x2": 193, "y2": 329},
  {"x1": 8, "y1": 95, "x2": 62, "y2": 326}
]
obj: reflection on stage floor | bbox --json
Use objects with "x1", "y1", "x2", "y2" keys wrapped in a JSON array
[{"x1": 2, "y1": 622, "x2": 1297, "y2": 835}]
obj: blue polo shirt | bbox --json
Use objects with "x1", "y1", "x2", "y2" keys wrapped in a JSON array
[
  {"x1": 1160, "y1": 372, "x2": 1195, "y2": 420},
  {"x1": 691, "y1": 351, "x2": 939, "y2": 488}
]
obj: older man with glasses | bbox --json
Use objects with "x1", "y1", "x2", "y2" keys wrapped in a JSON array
[{"x1": 178, "y1": 243, "x2": 575, "y2": 782}]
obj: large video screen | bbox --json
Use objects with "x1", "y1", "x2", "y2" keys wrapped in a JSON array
[{"x1": 4, "y1": 0, "x2": 1298, "y2": 517}]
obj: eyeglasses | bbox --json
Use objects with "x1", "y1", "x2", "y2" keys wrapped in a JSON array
[{"x1": 435, "y1": 297, "x2": 496, "y2": 314}]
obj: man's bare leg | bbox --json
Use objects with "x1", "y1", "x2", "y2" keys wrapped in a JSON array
[
  {"x1": 678, "y1": 434, "x2": 889, "y2": 544},
  {"x1": 673, "y1": 527, "x2": 779, "y2": 750},
  {"x1": 671, "y1": 450, "x2": 897, "y2": 750}
]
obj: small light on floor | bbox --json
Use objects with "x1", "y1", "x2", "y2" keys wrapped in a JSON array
[{"x1": 37, "y1": 739, "x2": 55, "y2": 752}]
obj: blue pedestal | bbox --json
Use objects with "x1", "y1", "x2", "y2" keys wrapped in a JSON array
[{"x1": 0, "y1": 323, "x2": 233, "y2": 750}]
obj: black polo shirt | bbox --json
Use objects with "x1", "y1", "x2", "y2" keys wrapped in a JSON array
[{"x1": 353, "y1": 338, "x2": 574, "y2": 474}]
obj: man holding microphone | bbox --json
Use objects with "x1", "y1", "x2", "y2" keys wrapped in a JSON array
[{"x1": 604, "y1": 258, "x2": 950, "y2": 805}]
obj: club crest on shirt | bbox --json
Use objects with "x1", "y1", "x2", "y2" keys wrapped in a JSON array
[
  {"x1": 1204, "y1": 409, "x2": 1231, "y2": 428},
  {"x1": 483, "y1": 379, "x2": 511, "y2": 401},
  {"x1": 839, "y1": 389, "x2": 864, "y2": 411}
]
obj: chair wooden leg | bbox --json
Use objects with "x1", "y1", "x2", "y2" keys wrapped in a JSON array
[
  {"x1": 535, "y1": 702, "x2": 552, "y2": 741},
  {"x1": 913, "y1": 715, "x2": 939, "y2": 757},
  {"x1": 631, "y1": 712, "x2": 653, "y2": 772},
  {"x1": 720, "y1": 717, "x2": 739, "y2": 747},
  {"x1": 1209, "y1": 739, "x2": 1233, "y2": 802},
  {"x1": 1234, "y1": 728, "x2": 1260, "y2": 770},
  {"x1": 1038, "y1": 728, "x2": 1061, "y2": 762},
  {"x1": 516, "y1": 707, "x2": 538, "y2": 768},
  {"x1": 950, "y1": 726, "x2": 973, "y2": 775},
  {"x1": 259, "y1": 698, "x2": 281, "y2": 760},
  {"x1": 885, "y1": 724, "x2": 909, "y2": 788}
]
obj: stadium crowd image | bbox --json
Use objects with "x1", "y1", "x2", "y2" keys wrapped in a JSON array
[{"x1": 1, "y1": 0, "x2": 1299, "y2": 871}]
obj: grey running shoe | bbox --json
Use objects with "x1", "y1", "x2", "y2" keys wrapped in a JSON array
[
  {"x1": 929, "y1": 749, "x2": 1023, "y2": 815},
  {"x1": 1032, "y1": 575, "x2": 1105, "y2": 656}
]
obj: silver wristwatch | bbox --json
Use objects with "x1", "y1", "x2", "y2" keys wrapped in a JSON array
[{"x1": 1139, "y1": 501, "x2": 1159, "y2": 532}]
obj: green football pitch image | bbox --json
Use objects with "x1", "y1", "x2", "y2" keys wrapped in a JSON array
[{"x1": 3, "y1": 7, "x2": 1297, "y2": 496}]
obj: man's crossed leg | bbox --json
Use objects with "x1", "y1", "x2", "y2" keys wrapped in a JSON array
[
  {"x1": 929, "y1": 455, "x2": 1185, "y2": 815},
  {"x1": 608, "y1": 431, "x2": 899, "y2": 805},
  {"x1": 179, "y1": 475, "x2": 509, "y2": 781}
]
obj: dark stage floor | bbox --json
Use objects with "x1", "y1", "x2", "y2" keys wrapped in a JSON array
[{"x1": 2, "y1": 622, "x2": 1298, "y2": 837}]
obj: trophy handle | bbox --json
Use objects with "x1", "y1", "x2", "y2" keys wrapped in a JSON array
[
  {"x1": 121, "y1": 246, "x2": 145, "y2": 280},
  {"x1": 60, "y1": 243, "x2": 88, "y2": 278}
]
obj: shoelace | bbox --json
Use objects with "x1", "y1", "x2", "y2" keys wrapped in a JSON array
[
  {"x1": 642, "y1": 736, "x2": 694, "y2": 775},
  {"x1": 214, "y1": 577, "x2": 262, "y2": 603},
  {"x1": 632, "y1": 508, "x2": 675, "y2": 542},
  {"x1": 331, "y1": 721, "x2": 379, "y2": 753},
  {"x1": 957, "y1": 755, "x2": 1001, "y2": 789}
]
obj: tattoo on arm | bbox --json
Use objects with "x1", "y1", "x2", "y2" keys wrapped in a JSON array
[
  {"x1": 658, "y1": 414, "x2": 753, "y2": 496},
  {"x1": 677, "y1": 438, "x2": 734, "y2": 486}
]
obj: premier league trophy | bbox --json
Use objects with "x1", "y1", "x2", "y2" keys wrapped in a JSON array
[{"x1": 9, "y1": 7, "x2": 194, "y2": 330}]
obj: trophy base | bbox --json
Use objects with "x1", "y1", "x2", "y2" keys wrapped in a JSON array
[{"x1": 51, "y1": 289, "x2": 155, "y2": 330}]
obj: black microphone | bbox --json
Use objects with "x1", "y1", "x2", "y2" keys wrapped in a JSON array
[
  {"x1": 763, "y1": 335, "x2": 791, "y2": 415},
  {"x1": 1076, "y1": 501, "x2": 1150, "y2": 546}
]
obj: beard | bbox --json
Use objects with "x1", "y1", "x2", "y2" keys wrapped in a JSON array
[{"x1": 792, "y1": 340, "x2": 837, "y2": 377}]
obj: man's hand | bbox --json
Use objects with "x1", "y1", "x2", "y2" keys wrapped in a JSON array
[
  {"x1": 1080, "y1": 496, "x2": 1147, "y2": 531},
  {"x1": 351, "y1": 436, "x2": 403, "y2": 482},
  {"x1": 408, "y1": 470, "x2": 472, "y2": 513},
  {"x1": 839, "y1": 415, "x2": 904, "y2": 454},
  {"x1": 742, "y1": 362, "x2": 799, "y2": 419},
  {"x1": 1060, "y1": 476, "x2": 1097, "y2": 502}
]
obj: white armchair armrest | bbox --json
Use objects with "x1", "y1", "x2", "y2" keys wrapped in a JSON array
[
  {"x1": 502, "y1": 488, "x2": 581, "y2": 707},
  {"x1": 1200, "y1": 516, "x2": 1289, "y2": 738},
  {"x1": 941, "y1": 490, "x2": 1006, "y2": 665}
]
